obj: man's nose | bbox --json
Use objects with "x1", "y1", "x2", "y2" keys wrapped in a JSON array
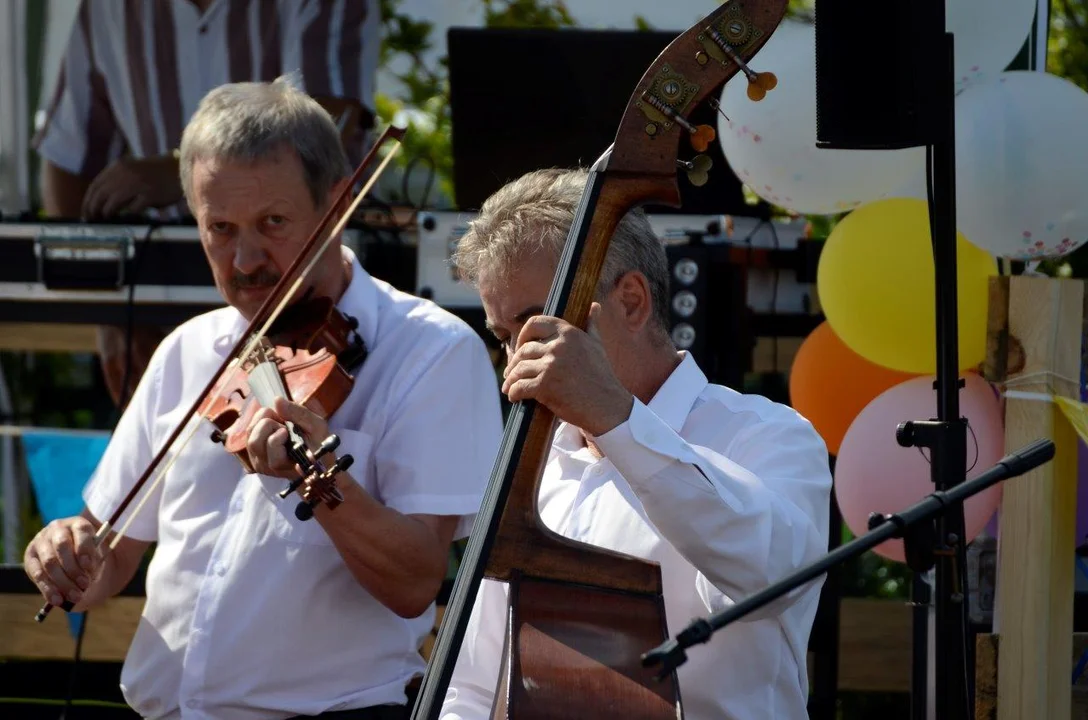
[{"x1": 232, "y1": 235, "x2": 268, "y2": 275}]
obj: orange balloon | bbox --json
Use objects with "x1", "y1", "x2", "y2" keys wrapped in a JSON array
[{"x1": 789, "y1": 322, "x2": 921, "y2": 455}]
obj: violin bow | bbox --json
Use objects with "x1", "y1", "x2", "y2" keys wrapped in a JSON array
[{"x1": 35, "y1": 124, "x2": 406, "y2": 622}]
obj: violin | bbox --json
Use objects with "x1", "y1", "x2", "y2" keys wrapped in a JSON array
[
  {"x1": 34, "y1": 124, "x2": 407, "y2": 622},
  {"x1": 410, "y1": 2, "x2": 788, "y2": 718},
  {"x1": 199, "y1": 293, "x2": 370, "y2": 520}
]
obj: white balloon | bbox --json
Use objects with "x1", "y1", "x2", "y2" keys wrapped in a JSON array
[
  {"x1": 954, "y1": 71, "x2": 1088, "y2": 259},
  {"x1": 947, "y1": 0, "x2": 1038, "y2": 89},
  {"x1": 717, "y1": 20, "x2": 924, "y2": 217}
]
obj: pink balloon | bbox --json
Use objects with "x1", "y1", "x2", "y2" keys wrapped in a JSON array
[{"x1": 834, "y1": 373, "x2": 1004, "y2": 563}]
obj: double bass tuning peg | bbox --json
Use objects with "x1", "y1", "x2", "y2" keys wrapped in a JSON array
[
  {"x1": 677, "y1": 154, "x2": 712, "y2": 187},
  {"x1": 745, "y1": 71, "x2": 778, "y2": 102}
]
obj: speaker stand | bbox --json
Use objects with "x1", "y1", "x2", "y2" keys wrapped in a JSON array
[{"x1": 892, "y1": 29, "x2": 974, "y2": 720}]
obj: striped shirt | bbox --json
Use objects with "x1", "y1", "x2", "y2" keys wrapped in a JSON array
[{"x1": 33, "y1": 0, "x2": 380, "y2": 217}]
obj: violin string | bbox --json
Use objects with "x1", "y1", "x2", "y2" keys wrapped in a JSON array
[{"x1": 107, "y1": 142, "x2": 402, "y2": 547}]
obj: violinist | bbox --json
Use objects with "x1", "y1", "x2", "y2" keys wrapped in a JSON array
[
  {"x1": 22, "y1": 77, "x2": 503, "y2": 720},
  {"x1": 439, "y1": 168, "x2": 833, "y2": 720}
]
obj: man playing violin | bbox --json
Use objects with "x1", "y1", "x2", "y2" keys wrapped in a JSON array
[
  {"x1": 23, "y1": 77, "x2": 503, "y2": 720},
  {"x1": 439, "y1": 168, "x2": 833, "y2": 720}
]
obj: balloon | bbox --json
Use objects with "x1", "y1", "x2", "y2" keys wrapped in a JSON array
[
  {"x1": 789, "y1": 322, "x2": 920, "y2": 455},
  {"x1": 947, "y1": 0, "x2": 1038, "y2": 90},
  {"x1": 896, "y1": 71, "x2": 1088, "y2": 260},
  {"x1": 716, "y1": 20, "x2": 923, "y2": 217},
  {"x1": 834, "y1": 374, "x2": 1005, "y2": 563},
  {"x1": 957, "y1": 72, "x2": 1088, "y2": 260},
  {"x1": 817, "y1": 197, "x2": 997, "y2": 374}
]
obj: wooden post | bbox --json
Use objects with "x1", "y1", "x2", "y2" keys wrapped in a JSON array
[{"x1": 989, "y1": 275, "x2": 1084, "y2": 720}]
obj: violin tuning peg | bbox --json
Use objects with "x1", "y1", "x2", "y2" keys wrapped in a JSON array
[
  {"x1": 315, "y1": 434, "x2": 340, "y2": 459},
  {"x1": 691, "y1": 154, "x2": 712, "y2": 173},
  {"x1": 746, "y1": 71, "x2": 777, "y2": 102},
  {"x1": 295, "y1": 501, "x2": 315, "y2": 522},
  {"x1": 683, "y1": 154, "x2": 712, "y2": 187},
  {"x1": 689, "y1": 124, "x2": 716, "y2": 153}
]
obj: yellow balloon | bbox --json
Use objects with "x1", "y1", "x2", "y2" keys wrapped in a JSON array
[{"x1": 817, "y1": 197, "x2": 997, "y2": 374}]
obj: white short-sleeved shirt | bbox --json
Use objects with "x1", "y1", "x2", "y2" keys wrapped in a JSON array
[{"x1": 84, "y1": 246, "x2": 503, "y2": 720}]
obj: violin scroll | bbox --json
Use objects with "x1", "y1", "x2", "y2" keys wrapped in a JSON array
[{"x1": 280, "y1": 432, "x2": 354, "y2": 521}]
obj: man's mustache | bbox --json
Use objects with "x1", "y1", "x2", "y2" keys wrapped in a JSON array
[{"x1": 231, "y1": 269, "x2": 282, "y2": 290}]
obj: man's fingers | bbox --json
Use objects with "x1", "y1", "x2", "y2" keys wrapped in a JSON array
[
  {"x1": 99, "y1": 187, "x2": 139, "y2": 219},
  {"x1": 246, "y1": 417, "x2": 280, "y2": 475},
  {"x1": 25, "y1": 554, "x2": 64, "y2": 606},
  {"x1": 271, "y1": 398, "x2": 322, "y2": 435},
  {"x1": 70, "y1": 522, "x2": 100, "y2": 571},
  {"x1": 504, "y1": 343, "x2": 548, "y2": 380},
  {"x1": 501, "y1": 358, "x2": 545, "y2": 395},
  {"x1": 38, "y1": 540, "x2": 82, "y2": 603},
  {"x1": 265, "y1": 427, "x2": 291, "y2": 473},
  {"x1": 515, "y1": 315, "x2": 562, "y2": 350}
]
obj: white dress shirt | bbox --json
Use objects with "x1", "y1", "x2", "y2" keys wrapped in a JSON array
[
  {"x1": 440, "y1": 353, "x2": 832, "y2": 720},
  {"x1": 83, "y1": 246, "x2": 503, "y2": 720}
]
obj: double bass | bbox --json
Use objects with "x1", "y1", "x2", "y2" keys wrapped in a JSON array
[{"x1": 412, "y1": 2, "x2": 788, "y2": 718}]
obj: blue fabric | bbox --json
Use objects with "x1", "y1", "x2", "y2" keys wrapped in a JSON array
[
  {"x1": 22, "y1": 431, "x2": 109, "y2": 523},
  {"x1": 21, "y1": 431, "x2": 110, "y2": 641}
]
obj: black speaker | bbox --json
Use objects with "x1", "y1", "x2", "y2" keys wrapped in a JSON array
[
  {"x1": 664, "y1": 242, "x2": 749, "y2": 391},
  {"x1": 814, "y1": 0, "x2": 945, "y2": 149}
]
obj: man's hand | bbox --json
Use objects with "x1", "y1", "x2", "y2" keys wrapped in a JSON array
[
  {"x1": 246, "y1": 398, "x2": 332, "y2": 480},
  {"x1": 82, "y1": 155, "x2": 183, "y2": 219},
  {"x1": 502, "y1": 302, "x2": 634, "y2": 436},
  {"x1": 24, "y1": 517, "x2": 104, "y2": 609}
]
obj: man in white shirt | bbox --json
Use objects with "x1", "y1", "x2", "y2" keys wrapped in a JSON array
[
  {"x1": 438, "y1": 168, "x2": 833, "y2": 720},
  {"x1": 22, "y1": 77, "x2": 502, "y2": 720}
]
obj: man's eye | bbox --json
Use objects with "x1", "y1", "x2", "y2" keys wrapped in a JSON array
[
  {"x1": 266, "y1": 215, "x2": 286, "y2": 226},
  {"x1": 209, "y1": 222, "x2": 230, "y2": 234}
]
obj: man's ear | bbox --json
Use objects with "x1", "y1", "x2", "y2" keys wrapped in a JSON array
[{"x1": 614, "y1": 270, "x2": 654, "y2": 333}]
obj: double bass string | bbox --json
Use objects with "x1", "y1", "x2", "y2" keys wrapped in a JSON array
[
  {"x1": 105, "y1": 142, "x2": 404, "y2": 549},
  {"x1": 411, "y1": 155, "x2": 609, "y2": 720}
]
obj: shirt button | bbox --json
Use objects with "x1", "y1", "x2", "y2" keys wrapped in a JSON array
[
  {"x1": 186, "y1": 699, "x2": 199, "y2": 709},
  {"x1": 215, "y1": 564, "x2": 226, "y2": 576}
]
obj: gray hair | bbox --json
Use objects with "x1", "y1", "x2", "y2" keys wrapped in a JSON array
[
  {"x1": 453, "y1": 168, "x2": 672, "y2": 337},
  {"x1": 179, "y1": 74, "x2": 349, "y2": 210}
]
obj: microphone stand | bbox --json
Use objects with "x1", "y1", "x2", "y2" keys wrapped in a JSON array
[
  {"x1": 912, "y1": 25, "x2": 974, "y2": 720},
  {"x1": 641, "y1": 438, "x2": 1056, "y2": 708}
]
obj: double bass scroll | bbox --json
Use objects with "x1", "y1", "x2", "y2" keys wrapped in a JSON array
[{"x1": 412, "y1": 2, "x2": 788, "y2": 718}]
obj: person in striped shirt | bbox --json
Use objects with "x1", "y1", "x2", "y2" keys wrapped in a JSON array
[{"x1": 33, "y1": 0, "x2": 381, "y2": 409}]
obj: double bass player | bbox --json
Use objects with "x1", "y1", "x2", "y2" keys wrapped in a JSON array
[
  {"x1": 439, "y1": 168, "x2": 833, "y2": 720},
  {"x1": 22, "y1": 77, "x2": 503, "y2": 720}
]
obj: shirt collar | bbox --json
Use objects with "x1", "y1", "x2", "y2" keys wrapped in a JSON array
[
  {"x1": 212, "y1": 245, "x2": 378, "y2": 356},
  {"x1": 554, "y1": 350, "x2": 708, "y2": 450}
]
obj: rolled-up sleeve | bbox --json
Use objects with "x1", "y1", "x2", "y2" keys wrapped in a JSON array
[{"x1": 593, "y1": 398, "x2": 832, "y2": 621}]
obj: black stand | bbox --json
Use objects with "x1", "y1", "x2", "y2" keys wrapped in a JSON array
[
  {"x1": 641, "y1": 438, "x2": 1055, "y2": 684},
  {"x1": 901, "y1": 28, "x2": 973, "y2": 720}
]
